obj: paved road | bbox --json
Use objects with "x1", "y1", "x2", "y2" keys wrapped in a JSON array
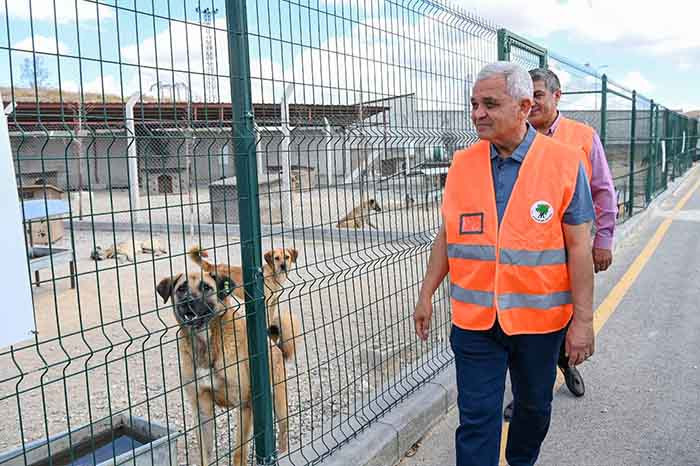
[{"x1": 399, "y1": 170, "x2": 700, "y2": 466}]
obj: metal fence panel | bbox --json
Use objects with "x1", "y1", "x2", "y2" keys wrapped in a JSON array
[{"x1": 0, "y1": 6, "x2": 697, "y2": 466}]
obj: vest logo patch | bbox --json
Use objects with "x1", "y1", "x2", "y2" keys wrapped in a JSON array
[{"x1": 530, "y1": 201, "x2": 554, "y2": 224}]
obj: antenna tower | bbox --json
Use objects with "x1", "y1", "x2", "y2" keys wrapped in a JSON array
[{"x1": 196, "y1": 6, "x2": 218, "y2": 102}]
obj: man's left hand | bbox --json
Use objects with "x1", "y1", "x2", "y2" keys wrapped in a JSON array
[
  {"x1": 565, "y1": 317, "x2": 595, "y2": 367},
  {"x1": 593, "y1": 247, "x2": 612, "y2": 273}
]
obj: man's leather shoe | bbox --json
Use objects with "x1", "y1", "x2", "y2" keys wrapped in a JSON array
[{"x1": 562, "y1": 366, "x2": 585, "y2": 397}]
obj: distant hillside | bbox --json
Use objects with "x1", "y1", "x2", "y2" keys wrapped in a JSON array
[
  {"x1": 1, "y1": 86, "x2": 127, "y2": 103},
  {"x1": 684, "y1": 110, "x2": 700, "y2": 119}
]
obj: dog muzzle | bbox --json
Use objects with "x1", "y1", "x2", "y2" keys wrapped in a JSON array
[{"x1": 177, "y1": 296, "x2": 216, "y2": 329}]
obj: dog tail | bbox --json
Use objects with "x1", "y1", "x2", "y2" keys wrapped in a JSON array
[
  {"x1": 188, "y1": 245, "x2": 215, "y2": 272},
  {"x1": 268, "y1": 310, "x2": 301, "y2": 361}
]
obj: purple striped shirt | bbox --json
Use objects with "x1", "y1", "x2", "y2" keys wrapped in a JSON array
[{"x1": 548, "y1": 113, "x2": 617, "y2": 250}]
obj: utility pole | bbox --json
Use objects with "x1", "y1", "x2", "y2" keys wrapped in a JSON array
[{"x1": 196, "y1": 6, "x2": 219, "y2": 103}]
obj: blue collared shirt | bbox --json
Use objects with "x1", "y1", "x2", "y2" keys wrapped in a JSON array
[{"x1": 490, "y1": 124, "x2": 594, "y2": 226}]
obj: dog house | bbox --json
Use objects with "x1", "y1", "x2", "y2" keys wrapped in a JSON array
[
  {"x1": 19, "y1": 184, "x2": 66, "y2": 245},
  {"x1": 141, "y1": 168, "x2": 188, "y2": 195},
  {"x1": 209, "y1": 175, "x2": 283, "y2": 224},
  {"x1": 16, "y1": 170, "x2": 59, "y2": 188}
]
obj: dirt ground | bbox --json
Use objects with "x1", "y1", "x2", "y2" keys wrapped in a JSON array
[{"x1": 0, "y1": 189, "x2": 448, "y2": 465}]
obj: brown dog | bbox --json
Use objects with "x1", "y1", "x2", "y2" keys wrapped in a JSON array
[
  {"x1": 157, "y1": 272, "x2": 289, "y2": 466},
  {"x1": 187, "y1": 246, "x2": 301, "y2": 360},
  {"x1": 336, "y1": 198, "x2": 382, "y2": 229}
]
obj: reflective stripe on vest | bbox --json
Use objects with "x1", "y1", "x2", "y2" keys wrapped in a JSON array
[
  {"x1": 450, "y1": 285, "x2": 572, "y2": 310},
  {"x1": 499, "y1": 248, "x2": 567, "y2": 266},
  {"x1": 447, "y1": 244, "x2": 496, "y2": 261},
  {"x1": 449, "y1": 244, "x2": 567, "y2": 266}
]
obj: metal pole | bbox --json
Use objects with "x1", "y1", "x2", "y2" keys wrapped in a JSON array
[
  {"x1": 628, "y1": 90, "x2": 636, "y2": 218},
  {"x1": 646, "y1": 100, "x2": 654, "y2": 202},
  {"x1": 280, "y1": 84, "x2": 294, "y2": 227},
  {"x1": 125, "y1": 93, "x2": 141, "y2": 220},
  {"x1": 225, "y1": 1, "x2": 276, "y2": 464},
  {"x1": 654, "y1": 104, "x2": 662, "y2": 193},
  {"x1": 323, "y1": 116, "x2": 333, "y2": 186},
  {"x1": 75, "y1": 104, "x2": 84, "y2": 219},
  {"x1": 663, "y1": 108, "x2": 670, "y2": 189},
  {"x1": 600, "y1": 74, "x2": 608, "y2": 149},
  {"x1": 497, "y1": 29, "x2": 509, "y2": 61}
]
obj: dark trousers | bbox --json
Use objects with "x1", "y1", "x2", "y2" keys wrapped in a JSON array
[
  {"x1": 450, "y1": 322, "x2": 566, "y2": 466},
  {"x1": 558, "y1": 333, "x2": 571, "y2": 371}
]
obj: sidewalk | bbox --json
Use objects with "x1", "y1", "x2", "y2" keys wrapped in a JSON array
[{"x1": 398, "y1": 165, "x2": 700, "y2": 466}]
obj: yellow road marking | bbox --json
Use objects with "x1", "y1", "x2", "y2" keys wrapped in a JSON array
[{"x1": 498, "y1": 172, "x2": 700, "y2": 465}]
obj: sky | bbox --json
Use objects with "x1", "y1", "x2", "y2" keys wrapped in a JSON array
[
  {"x1": 458, "y1": 0, "x2": 700, "y2": 112},
  {"x1": 0, "y1": 0, "x2": 697, "y2": 113}
]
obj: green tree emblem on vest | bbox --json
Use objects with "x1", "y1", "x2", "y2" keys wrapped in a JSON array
[{"x1": 535, "y1": 203, "x2": 550, "y2": 220}]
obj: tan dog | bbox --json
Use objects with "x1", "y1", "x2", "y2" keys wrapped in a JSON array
[
  {"x1": 336, "y1": 198, "x2": 382, "y2": 229},
  {"x1": 157, "y1": 272, "x2": 289, "y2": 466},
  {"x1": 187, "y1": 246, "x2": 301, "y2": 360},
  {"x1": 91, "y1": 241, "x2": 135, "y2": 262},
  {"x1": 140, "y1": 238, "x2": 168, "y2": 256},
  {"x1": 90, "y1": 239, "x2": 167, "y2": 263}
]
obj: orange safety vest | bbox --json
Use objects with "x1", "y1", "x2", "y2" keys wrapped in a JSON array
[
  {"x1": 552, "y1": 116, "x2": 594, "y2": 179},
  {"x1": 442, "y1": 133, "x2": 583, "y2": 335}
]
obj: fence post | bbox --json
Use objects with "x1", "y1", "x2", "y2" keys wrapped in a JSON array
[
  {"x1": 225, "y1": 1, "x2": 277, "y2": 464},
  {"x1": 663, "y1": 108, "x2": 670, "y2": 189},
  {"x1": 655, "y1": 104, "x2": 661, "y2": 193},
  {"x1": 600, "y1": 74, "x2": 608, "y2": 149},
  {"x1": 670, "y1": 112, "x2": 677, "y2": 182},
  {"x1": 645, "y1": 100, "x2": 654, "y2": 204},
  {"x1": 497, "y1": 29, "x2": 510, "y2": 61},
  {"x1": 628, "y1": 90, "x2": 636, "y2": 217}
]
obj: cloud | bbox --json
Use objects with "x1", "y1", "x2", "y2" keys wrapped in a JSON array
[
  {"x1": 13, "y1": 35, "x2": 70, "y2": 55},
  {"x1": 115, "y1": 9, "x2": 495, "y2": 110},
  {"x1": 620, "y1": 71, "x2": 654, "y2": 95},
  {"x1": 120, "y1": 20, "x2": 230, "y2": 102},
  {"x1": 83, "y1": 74, "x2": 122, "y2": 96},
  {"x1": 1, "y1": 0, "x2": 114, "y2": 24},
  {"x1": 454, "y1": 0, "x2": 700, "y2": 58}
]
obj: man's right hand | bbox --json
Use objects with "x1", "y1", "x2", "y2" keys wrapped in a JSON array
[{"x1": 413, "y1": 297, "x2": 433, "y2": 341}]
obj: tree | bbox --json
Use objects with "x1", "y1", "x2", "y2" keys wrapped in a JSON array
[{"x1": 20, "y1": 56, "x2": 50, "y2": 89}]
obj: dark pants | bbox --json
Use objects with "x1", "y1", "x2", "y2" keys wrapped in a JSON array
[
  {"x1": 558, "y1": 334, "x2": 570, "y2": 371},
  {"x1": 450, "y1": 322, "x2": 567, "y2": 466}
]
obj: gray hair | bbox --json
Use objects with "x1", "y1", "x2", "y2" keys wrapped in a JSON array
[
  {"x1": 529, "y1": 68, "x2": 561, "y2": 93},
  {"x1": 475, "y1": 61, "x2": 533, "y2": 102}
]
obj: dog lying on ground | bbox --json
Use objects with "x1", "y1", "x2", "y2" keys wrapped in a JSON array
[
  {"x1": 91, "y1": 239, "x2": 168, "y2": 263},
  {"x1": 336, "y1": 198, "x2": 382, "y2": 229},
  {"x1": 187, "y1": 246, "x2": 301, "y2": 359},
  {"x1": 91, "y1": 242, "x2": 136, "y2": 263},
  {"x1": 157, "y1": 272, "x2": 289, "y2": 466},
  {"x1": 140, "y1": 238, "x2": 168, "y2": 256}
]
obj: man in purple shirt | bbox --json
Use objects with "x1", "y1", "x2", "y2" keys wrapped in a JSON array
[{"x1": 503, "y1": 68, "x2": 617, "y2": 421}]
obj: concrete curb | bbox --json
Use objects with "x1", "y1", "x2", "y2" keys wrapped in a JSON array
[
  {"x1": 307, "y1": 364, "x2": 457, "y2": 466},
  {"x1": 316, "y1": 163, "x2": 699, "y2": 466}
]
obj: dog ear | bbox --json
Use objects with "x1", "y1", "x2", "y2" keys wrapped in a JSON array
[
  {"x1": 264, "y1": 250, "x2": 274, "y2": 267},
  {"x1": 156, "y1": 273, "x2": 182, "y2": 303},
  {"x1": 211, "y1": 272, "x2": 236, "y2": 300},
  {"x1": 288, "y1": 248, "x2": 298, "y2": 263},
  {"x1": 156, "y1": 277, "x2": 173, "y2": 303}
]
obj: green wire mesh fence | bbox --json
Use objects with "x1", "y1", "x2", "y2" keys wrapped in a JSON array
[{"x1": 0, "y1": 1, "x2": 697, "y2": 466}]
